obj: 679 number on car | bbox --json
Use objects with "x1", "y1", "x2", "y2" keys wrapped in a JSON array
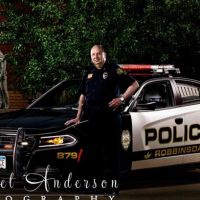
[{"x1": 57, "y1": 149, "x2": 83, "y2": 163}]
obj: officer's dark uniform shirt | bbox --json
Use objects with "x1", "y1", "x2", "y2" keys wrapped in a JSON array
[
  {"x1": 79, "y1": 63, "x2": 135, "y2": 184},
  {"x1": 79, "y1": 62, "x2": 135, "y2": 110}
]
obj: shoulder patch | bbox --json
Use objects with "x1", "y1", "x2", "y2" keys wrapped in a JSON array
[
  {"x1": 87, "y1": 73, "x2": 93, "y2": 79},
  {"x1": 117, "y1": 68, "x2": 127, "y2": 75}
]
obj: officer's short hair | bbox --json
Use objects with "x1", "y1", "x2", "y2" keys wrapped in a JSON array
[
  {"x1": 91, "y1": 45, "x2": 105, "y2": 53},
  {"x1": 91, "y1": 45, "x2": 106, "y2": 59}
]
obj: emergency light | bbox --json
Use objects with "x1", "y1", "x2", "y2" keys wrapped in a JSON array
[{"x1": 119, "y1": 64, "x2": 180, "y2": 77}]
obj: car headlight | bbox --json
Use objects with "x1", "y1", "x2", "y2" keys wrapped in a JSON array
[
  {"x1": 39, "y1": 134, "x2": 77, "y2": 148},
  {"x1": 121, "y1": 130, "x2": 131, "y2": 151}
]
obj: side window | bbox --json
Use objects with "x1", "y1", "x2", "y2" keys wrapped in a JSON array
[
  {"x1": 176, "y1": 81, "x2": 200, "y2": 104},
  {"x1": 30, "y1": 80, "x2": 80, "y2": 108},
  {"x1": 136, "y1": 81, "x2": 173, "y2": 109}
]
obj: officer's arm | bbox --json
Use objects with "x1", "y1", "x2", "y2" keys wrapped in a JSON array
[
  {"x1": 65, "y1": 94, "x2": 85, "y2": 125},
  {"x1": 76, "y1": 94, "x2": 85, "y2": 120},
  {"x1": 121, "y1": 80, "x2": 139, "y2": 101},
  {"x1": 108, "y1": 80, "x2": 139, "y2": 109}
]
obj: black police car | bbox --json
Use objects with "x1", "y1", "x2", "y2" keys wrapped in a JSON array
[{"x1": 2, "y1": 65, "x2": 200, "y2": 180}]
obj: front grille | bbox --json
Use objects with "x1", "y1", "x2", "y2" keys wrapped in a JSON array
[
  {"x1": 0, "y1": 128, "x2": 17, "y2": 150},
  {"x1": 0, "y1": 129, "x2": 17, "y2": 174},
  {"x1": 0, "y1": 128, "x2": 18, "y2": 135},
  {"x1": 0, "y1": 135, "x2": 15, "y2": 145}
]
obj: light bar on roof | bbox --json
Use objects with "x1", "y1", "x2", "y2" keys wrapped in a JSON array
[
  {"x1": 119, "y1": 64, "x2": 174, "y2": 70},
  {"x1": 119, "y1": 64, "x2": 180, "y2": 75}
]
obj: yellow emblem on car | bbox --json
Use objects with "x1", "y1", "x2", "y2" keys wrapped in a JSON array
[
  {"x1": 47, "y1": 137, "x2": 64, "y2": 145},
  {"x1": 144, "y1": 152, "x2": 152, "y2": 160}
]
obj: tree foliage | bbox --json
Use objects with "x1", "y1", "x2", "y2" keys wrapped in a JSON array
[{"x1": 1, "y1": 0, "x2": 199, "y2": 95}]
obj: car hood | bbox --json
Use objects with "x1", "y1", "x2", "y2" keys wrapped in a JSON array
[{"x1": 0, "y1": 108, "x2": 77, "y2": 129}]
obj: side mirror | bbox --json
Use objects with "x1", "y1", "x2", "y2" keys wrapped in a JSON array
[{"x1": 135, "y1": 102, "x2": 157, "y2": 110}]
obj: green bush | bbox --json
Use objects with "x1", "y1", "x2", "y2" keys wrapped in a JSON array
[{"x1": 1, "y1": 0, "x2": 199, "y2": 95}]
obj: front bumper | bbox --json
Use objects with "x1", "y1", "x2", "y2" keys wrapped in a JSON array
[{"x1": 0, "y1": 126, "x2": 88, "y2": 179}]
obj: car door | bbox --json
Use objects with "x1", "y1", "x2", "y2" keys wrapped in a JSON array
[
  {"x1": 173, "y1": 79, "x2": 200, "y2": 165},
  {"x1": 129, "y1": 79, "x2": 185, "y2": 170}
]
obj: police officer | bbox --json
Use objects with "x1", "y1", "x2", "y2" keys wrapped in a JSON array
[{"x1": 65, "y1": 45, "x2": 139, "y2": 193}]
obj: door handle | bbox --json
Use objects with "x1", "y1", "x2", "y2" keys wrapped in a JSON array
[{"x1": 175, "y1": 118, "x2": 183, "y2": 125}]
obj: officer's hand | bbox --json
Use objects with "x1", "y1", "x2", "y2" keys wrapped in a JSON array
[
  {"x1": 108, "y1": 98, "x2": 122, "y2": 110},
  {"x1": 64, "y1": 117, "x2": 80, "y2": 126}
]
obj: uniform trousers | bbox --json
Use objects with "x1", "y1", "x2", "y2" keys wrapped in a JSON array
[{"x1": 83, "y1": 105, "x2": 121, "y2": 192}]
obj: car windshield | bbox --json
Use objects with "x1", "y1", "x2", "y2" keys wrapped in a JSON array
[{"x1": 28, "y1": 79, "x2": 80, "y2": 109}]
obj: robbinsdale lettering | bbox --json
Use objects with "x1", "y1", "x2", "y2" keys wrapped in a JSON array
[{"x1": 155, "y1": 145, "x2": 200, "y2": 158}]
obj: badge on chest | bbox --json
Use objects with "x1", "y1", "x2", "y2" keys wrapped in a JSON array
[{"x1": 103, "y1": 72, "x2": 108, "y2": 79}]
